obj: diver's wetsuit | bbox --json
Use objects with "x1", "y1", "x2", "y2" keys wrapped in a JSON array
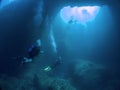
[
  {"x1": 51, "y1": 57, "x2": 62, "y2": 69},
  {"x1": 28, "y1": 45, "x2": 40, "y2": 59}
]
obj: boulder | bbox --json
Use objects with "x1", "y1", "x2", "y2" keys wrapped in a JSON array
[
  {"x1": 71, "y1": 59, "x2": 107, "y2": 90},
  {"x1": 35, "y1": 72, "x2": 77, "y2": 90}
]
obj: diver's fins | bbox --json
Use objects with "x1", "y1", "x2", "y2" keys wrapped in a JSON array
[{"x1": 43, "y1": 66, "x2": 52, "y2": 72}]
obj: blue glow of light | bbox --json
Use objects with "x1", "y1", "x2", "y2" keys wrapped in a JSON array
[
  {"x1": 50, "y1": 30, "x2": 57, "y2": 53},
  {"x1": 60, "y1": 6, "x2": 100, "y2": 24},
  {"x1": 0, "y1": 0, "x2": 15, "y2": 9}
]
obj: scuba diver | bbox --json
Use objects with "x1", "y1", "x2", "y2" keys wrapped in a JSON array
[
  {"x1": 68, "y1": 16, "x2": 78, "y2": 24},
  {"x1": 43, "y1": 56, "x2": 62, "y2": 72},
  {"x1": 11, "y1": 39, "x2": 44, "y2": 64},
  {"x1": 21, "y1": 39, "x2": 44, "y2": 64},
  {"x1": 43, "y1": 29, "x2": 62, "y2": 72}
]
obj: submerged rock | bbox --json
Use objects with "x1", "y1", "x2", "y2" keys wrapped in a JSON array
[
  {"x1": 0, "y1": 70, "x2": 76, "y2": 90},
  {"x1": 70, "y1": 59, "x2": 107, "y2": 90},
  {"x1": 35, "y1": 72, "x2": 77, "y2": 90},
  {"x1": 0, "y1": 74, "x2": 20, "y2": 90}
]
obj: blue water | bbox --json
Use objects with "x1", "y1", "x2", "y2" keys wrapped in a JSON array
[{"x1": 0, "y1": 0, "x2": 120, "y2": 90}]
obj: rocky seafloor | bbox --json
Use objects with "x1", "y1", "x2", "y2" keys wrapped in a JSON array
[{"x1": 0, "y1": 57, "x2": 120, "y2": 90}]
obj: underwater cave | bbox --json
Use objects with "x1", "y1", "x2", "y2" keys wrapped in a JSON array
[{"x1": 0, "y1": 0, "x2": 120, "y2": 90}]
